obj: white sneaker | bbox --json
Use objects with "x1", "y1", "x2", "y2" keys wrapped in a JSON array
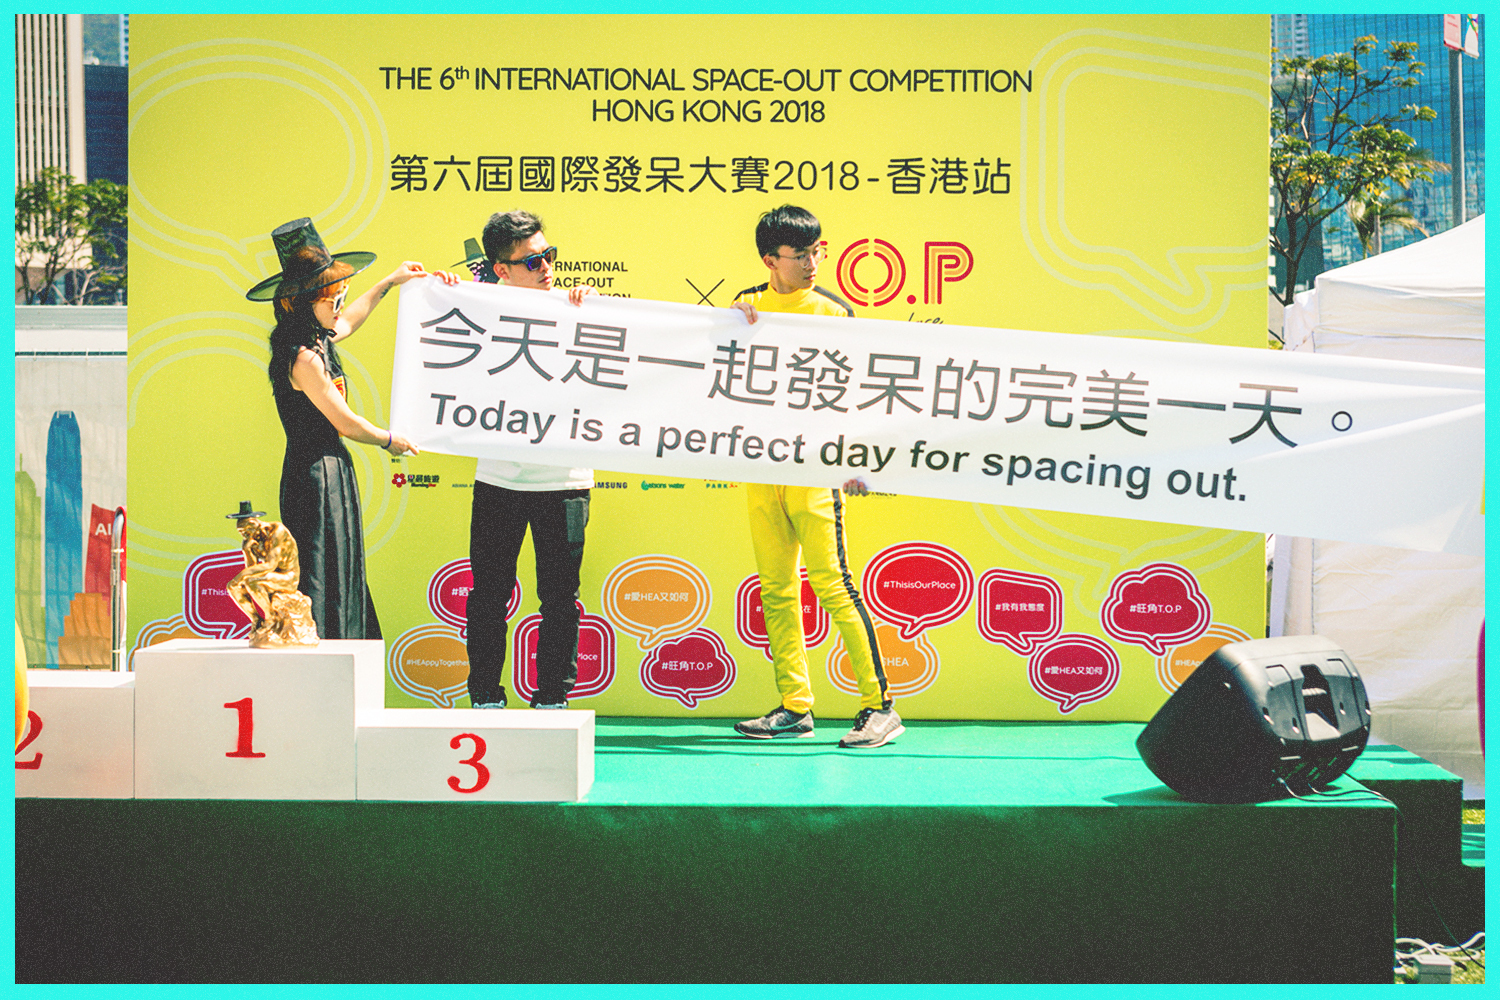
[{"x1": 839, "y1": 706, "x2": 904, "y2": 748}]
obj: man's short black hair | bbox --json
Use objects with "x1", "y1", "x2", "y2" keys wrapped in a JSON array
[
  {"x1": 755, "y1": 205, "x2": 821, "y2": 259},
  {"x1": 482, "y1": 210, "x2": 543, "y2": 262}
]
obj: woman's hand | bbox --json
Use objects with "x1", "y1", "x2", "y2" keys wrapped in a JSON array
[
  {"x1": 333, "y1": 261, "x2": 449, "y2": 339},
  {"x1": 385, "y1": 261, "x2": 432, "y2": 287},
  {"x1": 383, "y1": 432, "x2": 420, "y2": 457}
]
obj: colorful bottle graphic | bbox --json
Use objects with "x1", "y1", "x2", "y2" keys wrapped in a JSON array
[
  {"x1": 44, "y1": 412, "x2": 82, "y2": 668},
  {"x1": 15, "y1": 463, "x2": 45, "y2": 668}
]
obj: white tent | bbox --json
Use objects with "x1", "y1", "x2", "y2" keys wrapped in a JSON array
[{"x1": 1275, "y1": 215, "x2": 1485, "y2": 796}]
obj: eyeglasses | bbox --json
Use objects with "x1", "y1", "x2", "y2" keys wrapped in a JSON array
[
  {"x1": 501, "y1": 245, "x2": 559, "y2": 271},
  {"x1": 329, "y1": 287, "x2": 348, "y2": 313},
  {"x1": 775, "y1": 246, "x2": 827, "y2": 266}
]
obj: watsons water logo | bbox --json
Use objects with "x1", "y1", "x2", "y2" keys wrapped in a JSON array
[{"x1": 641, "y1": 481, "x2": 685, "y2": 490}]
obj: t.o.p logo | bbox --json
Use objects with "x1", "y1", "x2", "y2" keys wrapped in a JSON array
[
  {"x1": 640, "y1": 629, "x2": 737, "y2": 709},
  {"x1": 835, "y1": 239, "x2": 974, "y2": 308},
  {"x1": 1101, "y1": 563, "x2": 1212, "y2": 657}
]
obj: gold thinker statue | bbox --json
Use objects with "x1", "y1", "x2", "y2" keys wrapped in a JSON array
[{"x1": 225, "y1": 501, "x2": 319, "y2": 647}]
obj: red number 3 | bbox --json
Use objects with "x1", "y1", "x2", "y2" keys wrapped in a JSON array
[
  {"x1": 448, "y1": 732, "x2": 490, "y2": 793},
  {"x1": 15, "y1": 711, "x2": 43, "y2": 769}
]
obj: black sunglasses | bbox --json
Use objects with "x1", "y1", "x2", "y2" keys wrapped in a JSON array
[{"x1": 502, "y1": 245, "x2": 558, "y2": 271}]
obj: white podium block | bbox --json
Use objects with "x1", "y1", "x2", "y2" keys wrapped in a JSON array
[
  {"x1": 16, "y1": 669, "x2": 135, "y2": 798},
  {"x1": 356, "y1": 708, "x2": 595, "y2": 802},
  {"x1": 133, "y1": 639, "x2": 380, "y2": 800}
]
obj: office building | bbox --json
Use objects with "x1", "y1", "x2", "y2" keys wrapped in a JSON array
[{"x1": 1302, "y1": 14, "x2": 1485, "y2": 268}]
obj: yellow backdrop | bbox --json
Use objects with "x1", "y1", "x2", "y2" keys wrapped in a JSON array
[{"x1": 128, "y1": 14, "x2": 1270, "y2": 719}]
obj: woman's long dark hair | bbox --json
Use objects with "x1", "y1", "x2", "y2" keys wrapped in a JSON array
[
  {"x1": 266, "y1": 265, "x2": 351, "y2": 390},
  {"x1": 268, "y1": 297, "x2": 323, "y2": 391}
]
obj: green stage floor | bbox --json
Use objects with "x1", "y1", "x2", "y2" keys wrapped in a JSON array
[
  {"x1": 584, "y1": 717, "x2": 1387, "y2": 810},
  {"x1": 17, "y1": 717, "x2": 1407, "y2": 982}
]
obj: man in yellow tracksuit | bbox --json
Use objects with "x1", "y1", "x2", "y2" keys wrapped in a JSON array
[{"x1": 729, "y1": 205, "x2": 903, "y2": 749}]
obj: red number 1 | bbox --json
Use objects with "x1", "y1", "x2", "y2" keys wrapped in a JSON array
[
  {"x1": 224, "y1": 697, "x2": 266, "y2": 758},
  {"x1": 448, "y1": 732, "x2": 490, "y2": 793},
  {"x1": 14, "y1": 711, "x2": 42, "y2": 769}
]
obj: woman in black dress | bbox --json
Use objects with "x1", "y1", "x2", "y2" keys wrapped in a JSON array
[{"x1": 246, "y1": 217, "x2": 456, "y2": 639}]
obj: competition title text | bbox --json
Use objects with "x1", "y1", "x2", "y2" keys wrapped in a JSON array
[{"x1": 376, "y1": 65, "x2": 1031, "y2": 123}]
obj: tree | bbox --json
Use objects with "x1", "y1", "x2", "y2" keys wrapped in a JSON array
[
  {"x1": 15, "y1": 166, "x2": 128, "y2": 305},
  {"x1": 1346, "y1": 190, "x2": 1423, "y2": 257},
  {"x1": 1269, "y1": 35, "x2": 1438, "y2": 306},
  {"x1": 1343, "y1": 148, "x2": 1448, "y2": 257}
]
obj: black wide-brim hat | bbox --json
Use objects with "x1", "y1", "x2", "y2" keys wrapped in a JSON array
[
  {"x1": 454, "y1": 237, "x2": 498, "y2": 284},
  {"x1": 226, "y1": 500, "x2": 266, "y2": 520},
  {"x1": 453, "y1": 237, "x2": 486, "y2": 270},
  {"x1": 245, "y1": 217, "x2": 377, "y2": 302}
]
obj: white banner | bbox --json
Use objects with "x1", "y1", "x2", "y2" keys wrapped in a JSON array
[{"x1": 391, "y1": 281, "x2": 1483, "y2": 553}]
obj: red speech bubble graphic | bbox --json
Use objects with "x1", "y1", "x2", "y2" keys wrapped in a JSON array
[
  {"x1": 183, "y1": 550, "x2": 252, "y2": 639},
  {"x1": 862, "y1": 542, "x2": 975, "y2": 640},
  {"x1": 512, "y1": 601, "x2": 617, "y2": 703},
  {"x1": 1101, "y1": 562, "x2": 1212, "y2": 656},
  {"x1": 640, "y1": 628, "x2": 736, "y2": 709},
  {"x1": 427, "y1": 558, "x2": 521, "y2": 637},
  {"x1": 1028, "y1": 634, "x2": 1122, "y2": 714},
  {"x1": 976, "y1": 568, "x2": 1064, "y2": 655},
  {"x1": 734, "y1": 572, "x2": 831, "y2": 661}
]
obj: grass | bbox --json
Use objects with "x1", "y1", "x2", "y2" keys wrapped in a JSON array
[
  {"x1": 1393, "y1": 803, "x2": 1484, "y2": 983},
  {"x1": 1395, "y1": 950, "x2": 1484, "y2": 984}
]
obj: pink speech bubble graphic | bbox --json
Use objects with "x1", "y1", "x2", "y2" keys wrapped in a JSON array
[
  {"x1": 183, "y1": 550, "x2": 252, "y2": 639},
  {"x1": 512, "y1": 601, "x2": 617, "y2": 703},
  {"x1": 1101, "y1": 562, "x2": 1212, "y2": 656},
  {"x1": 640, "y1": 628, "x2": 736, "y2": 709},
  {"x1": 976, "y1": 568, "x2": 1064, "y2": 655},
  {"x1": 1027, "y1": 634, "x2": 1122, "y2": 714},
  {"x1": 862, "y1": 542, "x2": 975, "y2": 640},
  {"x1": 427, "y1": 558, "x2": 521, "y2": 637},
  {"x1": 734, "y1": 572, "x2": 831, "y2": 661}
]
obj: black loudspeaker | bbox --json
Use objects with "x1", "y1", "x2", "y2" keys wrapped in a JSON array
[{"x1": 1136, "y1": 635, "x2": 1372, "y2": 803}]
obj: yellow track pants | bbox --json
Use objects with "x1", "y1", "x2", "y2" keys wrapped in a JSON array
[{"x1": 745, "y1": 483, "x2": 888, "y2": 713}]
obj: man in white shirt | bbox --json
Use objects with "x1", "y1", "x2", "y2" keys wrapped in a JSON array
[{"x1": 465, "y1": 210, "x2": 595, "y2": 710}]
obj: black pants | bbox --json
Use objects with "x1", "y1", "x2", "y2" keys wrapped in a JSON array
[{"x1": 465, "y1": 482, "x2": 590, "y2": 706}]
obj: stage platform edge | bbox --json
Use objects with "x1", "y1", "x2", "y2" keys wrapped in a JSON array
[{"x1": 18, "y1": 718, "x2": 1399, "y2": 983}]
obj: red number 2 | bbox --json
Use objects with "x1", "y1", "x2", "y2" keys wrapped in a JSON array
[
  {"x1": 448, "y1": 732, "x2": 490, "y2": 793},
  {"x1": 14, "y1": 711, "x2": 43, "y2": 769},
  {"x1": 223, "y1": 697, "x2": 267, "y2": 758}
]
